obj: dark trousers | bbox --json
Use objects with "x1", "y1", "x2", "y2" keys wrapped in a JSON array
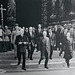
[
  {"x1": 59, "y1": 45, "x2": 65, "y2": 56},
  {"x1": 39, "y1": 50, "x2": 48, "y2": 67},
  {"x1": 27, "y1": 46, "x2": 30, "y2": 58},
  {"x1": 59, "y1": 50, "x2": 63, "y2": 56},
  {"x1": 37, "y1": 41, "x2": 40, "y2": 51},
  {"x1": 50, "y1": 46, "x2": 54, "y2": 59},
  {"x1": 30, "y1": 44, "x2": 35, "y2": 59},
  {"x1": 17, "y1": 47, "x2": 26, "y2": 69},
  {"x1": 0, "y1": 41, "x2": 4, "y2": 52},
  {"x1": 4, "y1": 41, "x2": 11, "y2": 51},
  {"x1": 27, "y1": 44, "x2": 35, "y2": 59},
  {"x1": 65, "y1": 59, "x2": 70, "y2": 67}
]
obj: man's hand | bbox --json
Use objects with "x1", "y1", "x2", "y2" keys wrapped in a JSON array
[
  {"x1": 60, "y1": 43, "x2": 62, "y2": 45},
  {"x1": 23, "y1": 42, "x2": 27, "y2": 44},
  {"x1": 24, "y1": 42, "x2": 29, "y2": 44},
  {"x1": 35, "y1": 44, "x2": 37, "y2": 47},
  {"x1": 19, "y1": 42, "x2": 22, "y2": 44}
]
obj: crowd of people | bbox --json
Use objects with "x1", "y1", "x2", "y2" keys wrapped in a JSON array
[{"x1": 0, "y1": 23, "x2": 75, "y2": 70}]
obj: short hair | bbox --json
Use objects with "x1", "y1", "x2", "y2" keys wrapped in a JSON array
[
  {"x1": 20, "y1": 29, "x2": 24, "y2": 32},
  {"x1": 29, "y1": 27, "x2": 32, "y2": 30},
  {"x1": 5, "y1": 26, "x2": 8, "y2": 28},
  {"x1": 38, "y1": 24, "x2": 41, "y2": 28}
]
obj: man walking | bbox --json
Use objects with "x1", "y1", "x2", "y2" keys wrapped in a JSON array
[
  {"x1": 48, "y1": 27, "x2": 56, "y2": 59},
  {"x1": 38, "y1": 30, "x2": 50, "y2": 69},
  {"x1": 15, "y1": 29, "x2": 28, "y2": 70}
]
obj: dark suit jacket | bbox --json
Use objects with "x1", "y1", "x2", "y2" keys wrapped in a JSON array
[
  {"x1": 28, "y1": 32, "x2": 36, "y2": 47},
  {"x1": 36, "y1": 30, "x2": 43, "y2": 43},
  {"x1": 15, "y1": 35, "x2": 28, "y2": 53}
]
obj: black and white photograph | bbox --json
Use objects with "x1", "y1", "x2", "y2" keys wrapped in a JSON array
[{"x1": 0, "y1": 0, "x2": 75, "y2": 75}]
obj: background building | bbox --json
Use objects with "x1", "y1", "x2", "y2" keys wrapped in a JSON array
[{"x1": 0, "y1": 0, "x2": 75, "y2": 27}]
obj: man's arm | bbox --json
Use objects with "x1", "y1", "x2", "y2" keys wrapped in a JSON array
[{"x1": 54, "y1": 34, "x2": 56, "y2": 46}]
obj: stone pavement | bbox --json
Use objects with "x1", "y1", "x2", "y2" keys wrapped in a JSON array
[
  {"x1": 0, "y1": 50, "x2": 75, "y2": 74},
  {"x1": 2, "y1": 68, "x2": 75, "y2": 75}
]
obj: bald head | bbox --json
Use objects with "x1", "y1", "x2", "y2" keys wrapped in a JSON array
[
  {"x1": 29, "y1": 27, "x2": 33, "y2": 32},
  {"x1": 5, "y1": 26, "x2": 8, "y2": 29},
  {"x1": 38, "y1": 24, "x2": 41, "y2": 28},
  {"x1": 43, "y1": 30, "x2": 47, "y2": 37}
]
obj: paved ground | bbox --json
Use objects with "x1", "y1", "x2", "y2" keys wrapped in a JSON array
[
  {"x1": 0, "y1": 50, "x2": 75, "y2": 75},
  {"x1": 1, "y1": 69, "x2": 75, "y2": 75}
]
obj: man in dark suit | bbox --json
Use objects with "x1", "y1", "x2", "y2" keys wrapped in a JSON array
[
  {"x1": 38, "y1": 30, "x2": 50, "y2": 69},
  {"x1": 28, "y1": 27, "x2": 36, "y2": 60},
  {"x1": 59, "y1": 28, "x2": 67, "y2": 56},
  {"x1": 36, "y1": 24, "x2": 42, "y2": 52},
  {"x1": 15, "y1": 29, "x2": 28, "y2": 70},
  {"x1": 48, "y1": 27, "x2": 56, "y2": 59},
  {"x1": 25, "y1": 27, "x2": 29, "y2": 58}
]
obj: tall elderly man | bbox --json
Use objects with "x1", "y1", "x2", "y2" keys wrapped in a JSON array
[{"x1": 38, "y1": 30, "x2": 50, "y2": 69}]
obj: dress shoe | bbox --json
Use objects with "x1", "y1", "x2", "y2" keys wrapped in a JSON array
[
  {"x1": 14, "y1": 56, "x2": 17, "y2": 59},
  {"x1": 30, "y1": 58, "x2": 33, "y2": 60},
  {"x1": 22, "y1": 68, "x2": 26, "y2": 70},
  {"x1": 50, "y1": 57, "x2": 52, "y2": 60},
  {"x1": 67, "y1": 63, "x2": 70, "y2": 68},
  {"x1": 44, "y1": 66, "x2": 49, "y2": 69},
  {"x1": 38, "y1": 61, "x2": 41, "y2": 64}
]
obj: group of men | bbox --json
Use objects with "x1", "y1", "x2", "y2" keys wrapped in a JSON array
[
  {"x1": 13, "y1": 24, "x2": 54, "y2": 70},
  {"x1": 14, "y1": 23, "x2": 75, "y2": 70},
  {"x1": 0, "y1": 23, "x2": 75, "y2": 70}
]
